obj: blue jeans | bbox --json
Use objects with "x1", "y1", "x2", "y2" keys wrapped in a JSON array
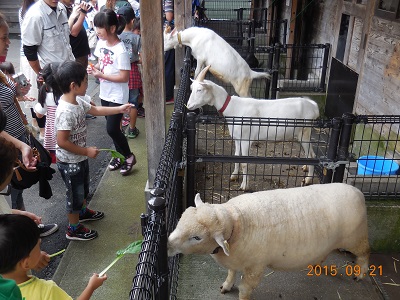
[
  {"x1": 129, "y1": 89, "x2": 140, "y2": 107},
  {"x1": 57, "y1": 160, "x2": 89, "y2": 214}
]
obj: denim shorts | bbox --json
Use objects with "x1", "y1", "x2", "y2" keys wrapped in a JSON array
[
  {"x1": 57, "y1": 159, "x2": 89, "y2": 214},
  {"x1": 128, "y1": 88, "x2": 140, "y2": 107}
]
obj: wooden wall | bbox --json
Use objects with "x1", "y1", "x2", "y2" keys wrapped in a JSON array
[{"x1": 357, "y1": 16, "x2": 400, "y2": 116}]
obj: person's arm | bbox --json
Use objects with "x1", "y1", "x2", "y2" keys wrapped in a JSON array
[
  {"x1": 88, "y1": 103, "x2": 133, "y2": 117},
  {"x1": 57, "y1": 130, "x2": 99, "y2": 159},
  {"x1": 11, "y1": 209, "x2": 42, "y2": 224},
  {"x1": 69, "y1": 3, "x2": 92, "y2": 36},
  {"x1": 0, "y1": 131, "x2": 37, "y2": 169},
  {"x1": 77, "y1": 273, "x2": 107, "y2": 300}
]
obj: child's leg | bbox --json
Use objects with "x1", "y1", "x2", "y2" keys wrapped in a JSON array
[
  {"x1": 101, "y1": 100, "x2": 131, "y2": 156},
  {"x1": 128, "y1": 89, "x2": 139, "y2": 130},
  {"x1": 57, "y1": 160, "x2": 101, "y2": 241}
]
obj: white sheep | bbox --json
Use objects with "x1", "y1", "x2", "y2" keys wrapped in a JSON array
[
  {"x1": 168, "y1": 183, "x2": 370, "y2": 300},
  {"x1": 163, "y1": 27, "x2": 270, "y2": 97},
  {"x1": 188, "y1": 65, "x2": 320, "y2": 190}
]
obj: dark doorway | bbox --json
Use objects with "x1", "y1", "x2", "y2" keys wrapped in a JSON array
[
  {"x1": 325, "y1": 58, "x2": 358, "y2": 118},
  {"x1": 336, "y1": 14, "x2": 350, "y2": 62}
]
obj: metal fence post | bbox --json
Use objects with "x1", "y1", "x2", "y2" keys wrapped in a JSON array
[
  {"x1": 319, "y1": 43, "x2": 330, "y2": 91},
  {"x1": 270, "y1": 43, "x2": 281, "y2": 99},
  {"x1": 148, "y1": 192, "x2": 168, "y2": 300},
  {"x1": 172, "y1": 111, "x2": 183, "y2": 217},
  {"x1": 322, "y1": 117, "x2": 342, "y2": 184},
  {"x1": 333, "y1": 113, "x2": 355, "y2": 183},
  {"x1": 186, "y1": 112, "x2": 197, "y2": 207}
]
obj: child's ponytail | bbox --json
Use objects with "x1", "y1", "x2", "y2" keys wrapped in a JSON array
[{"x1": 37, "y1": 62, "x2": 62, "y2": 107}]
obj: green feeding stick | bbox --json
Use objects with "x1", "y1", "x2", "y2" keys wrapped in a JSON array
[
  {"x1": 99, "y1": 148, "x2": 125, "y2": 164},
  {"x1": 99, "y1": 240, "x2": 143, "y2": 277},
  {"x1": 49, "y1": 249, "x2": 66, "y2": 258}
]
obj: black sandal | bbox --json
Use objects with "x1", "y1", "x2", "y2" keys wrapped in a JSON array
[{"x1": 120, "y1": 154, "x2": 136, "y2": 176}]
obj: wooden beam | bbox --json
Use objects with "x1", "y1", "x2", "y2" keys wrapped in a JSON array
[{"x1": 141, "y1": 0, "x2": 166, "y2": 187}]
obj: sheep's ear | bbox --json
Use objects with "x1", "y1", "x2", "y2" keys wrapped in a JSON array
[
  {"x1": 194, "y1": 193, "x2": 204, "y2": 207},
  {"x1": 214, "y1": 232, "x2": 230, "y2": 256},
  {"x1": 171, "y1": 27, "x2": 177, "y2": 36}
]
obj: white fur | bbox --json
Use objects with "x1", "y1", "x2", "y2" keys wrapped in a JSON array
[
  {"x1": 168, "y1": 183, "x2": 370, "y2": 300},
  {"x1": 188, "y1": 68, "x2": 320, "y2": 190},
  {"x1": 164, "y1": 27, "x2": 270, "y2": 97}
]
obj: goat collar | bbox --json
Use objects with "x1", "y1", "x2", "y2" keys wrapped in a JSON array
[
  {"x1": 177, "y1": 32, "x2": 182, "y2": 46},
  {"x1": 218, "y1": 95, "x2": 231, "y2": 115}
]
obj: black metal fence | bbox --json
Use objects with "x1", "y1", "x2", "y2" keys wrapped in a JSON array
[{"x1": 130, "y1": 49, "x2": 192, "y2": 300}]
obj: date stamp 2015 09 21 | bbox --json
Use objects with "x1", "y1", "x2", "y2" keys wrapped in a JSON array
[{"x1": 306, "y1": 264, "x2": 383, "y2": 277}]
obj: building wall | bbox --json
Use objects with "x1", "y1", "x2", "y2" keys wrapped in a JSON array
[{"x1": 357, "y1": 16, "x2": 400, "y2": 116}]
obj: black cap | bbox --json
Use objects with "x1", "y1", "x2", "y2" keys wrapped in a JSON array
[{"x1": 117, "y1": 5, "x2": 136, "y2": 22}]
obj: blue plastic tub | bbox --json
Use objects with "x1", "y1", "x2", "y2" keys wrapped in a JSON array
[{"x1": 357, "y1": 155, "x2": 399, "y2": 175}]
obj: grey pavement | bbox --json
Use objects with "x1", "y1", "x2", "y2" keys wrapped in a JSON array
[{"x1": 7, "y1": 36, "x2": 393, "y2": 300}]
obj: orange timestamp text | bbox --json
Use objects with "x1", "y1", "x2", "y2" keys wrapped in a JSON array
[{"x1": 306, "y1": 264, "x2": 383, "y2": 277}]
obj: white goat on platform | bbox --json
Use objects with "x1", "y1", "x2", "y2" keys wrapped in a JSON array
[
  {"x1": 163, "y1": 27, "x2": 270, "y2": 97},
  {"x1": 187, "y1": 66, "x2": 320, "y2": 191}
]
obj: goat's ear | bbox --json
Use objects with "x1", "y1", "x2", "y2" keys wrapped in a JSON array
[
  {"x1": 171, "y1": 27, "x2": 177, "y2": 36},
  {"x1": 214, "y1": 232, "x2": 230, "y2": 256},
  {"x1": 194, "y1": 193, "x2": 204, "y2": 207}
]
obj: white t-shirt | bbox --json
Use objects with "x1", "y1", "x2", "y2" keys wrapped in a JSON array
[
  {"x1": 54, "y1": 97, "x2": 91, "y2": 163},
  {"x1": 94, "y1": 39, "x2": 130, "y2": 104}
]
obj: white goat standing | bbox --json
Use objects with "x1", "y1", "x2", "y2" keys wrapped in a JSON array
[
  {"x1": 188, "y1": 66, "x2": 320, "y2": 190},
  {"x1": 168, "y1": 184, "x2": 370, "y2": 300},
  {"x1": 164, "y1": 27, "x2": 270, "y2": 97}
]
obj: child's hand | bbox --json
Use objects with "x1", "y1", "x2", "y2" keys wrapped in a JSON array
[
  {"x1": 86, "y1": 146, "x2": 99, "y2": 158},
  {"x1": 120, "y1": 103, "x2": 135, "y2": 114},
  {"x1": 87, "y1": 273, "x2": 108, "y2": 290},
  {"x1": 33, "y1": 251, "x2": 50, "y2": 271},
  {"x1": 90, "y1": 66, "x2": 102, "y2": 78}
]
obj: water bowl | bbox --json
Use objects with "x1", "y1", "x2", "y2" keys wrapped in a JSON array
[{"x1": 357, "y1": 155, "x2": 399, "y2": 175}]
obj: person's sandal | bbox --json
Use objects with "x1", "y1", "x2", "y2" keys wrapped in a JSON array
[
  {"x1": 120, "y1": 154, "x2": 136, "y2": 176},
  {"x1": 109, "y1": 158, "x2": 122, "y2": 171}
]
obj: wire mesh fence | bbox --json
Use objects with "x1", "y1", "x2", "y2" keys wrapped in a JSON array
[
  {"x1": 343, "y1": 115, "x2": 400, "y2": 200},
  {"x1": 189, "y1": 114, "x2": 333, "y2": 203}
]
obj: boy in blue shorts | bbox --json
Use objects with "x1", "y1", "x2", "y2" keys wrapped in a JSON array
[{"x1": 54, "y1": 61, "x2": 133, "y2": 241}]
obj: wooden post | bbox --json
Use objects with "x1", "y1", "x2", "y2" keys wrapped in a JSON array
[
  {"x1": 174, "y1": 0, "x2": 192, "y2": 90},
  {"x1": 141, "y1": 0, "x2": 166, "y2": 187},
  {"x1": 285, "y1": 0, "x2": 298, "y2": 79}
]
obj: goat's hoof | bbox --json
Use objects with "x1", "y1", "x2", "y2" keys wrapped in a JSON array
[
  {"x1": 239, "y1": 184, "x2": 248, "y2": 191},
  {"x1": 302, "y1": 165, "x2": 309, "y2": 172}
]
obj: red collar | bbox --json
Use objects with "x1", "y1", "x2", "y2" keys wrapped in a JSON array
[{"x1": 218, "y1": 95, "x2": 231, "y2": 115}]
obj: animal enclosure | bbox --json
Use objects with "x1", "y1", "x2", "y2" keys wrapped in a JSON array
[{"x1": 131, "y1": 48, "x2": 400, "y2": 300}]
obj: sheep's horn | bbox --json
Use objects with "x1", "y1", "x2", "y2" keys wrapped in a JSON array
[{"x1": 196, "y1": 65, "x2": 211, "y2": 82}]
